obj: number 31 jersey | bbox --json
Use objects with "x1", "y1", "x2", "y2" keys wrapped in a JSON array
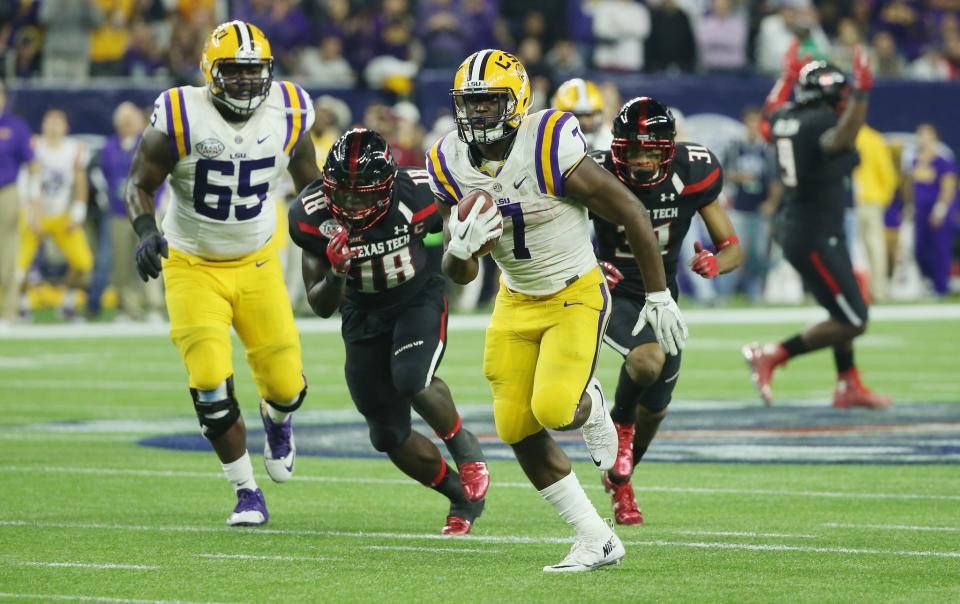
[
  {"x1": 150, "y1": 81, "x2": 315, "y2": 260},
  {"x1": 425, "y1": 109, "x2": 598, "y2": 296},
  {"x1": 592, "y1": 142, "x2": 723, "y2": 301}
]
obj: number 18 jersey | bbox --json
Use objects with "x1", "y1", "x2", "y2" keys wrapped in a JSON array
[
  {"x1": 425, "y1": 109, "x2": 598, "y2": 296},
  {"x1": 150, "y1": 82, "x2": 315, "y2": 260}
]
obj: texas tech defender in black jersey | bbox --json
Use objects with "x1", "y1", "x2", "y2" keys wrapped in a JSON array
[
  {"x1": 592, "y1": 97, "x2": 742, "y2": 525},
  {"x1": 743, "y1": 41, "x2": 891, "y2": 411},
  {"x1": 288, "y1": 129, "x2": 488, "y2": 535}
]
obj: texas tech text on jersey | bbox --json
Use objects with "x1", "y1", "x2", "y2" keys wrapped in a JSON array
[{"x1": 592, "y1": 141, "x2": 724, "y2": 300}]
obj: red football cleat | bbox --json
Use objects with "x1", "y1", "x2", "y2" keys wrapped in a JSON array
[
  {"x1": 441, "y1": 515, "x2": 473, "y2": 535},
  {"x1": 602, "y1": 472, "x2": 643, "y2": 526},
  {"x1": 458, "y1": 461, "x2": 490, "y2": 502},
  {"x1": 611, "y1": 422, "x2": 635, "y2": 480},
  {"x1": 742, "y1": 342, "x2": 785, "y2": 406},
  {"x1": 833, "y1": 370, "x2": 892, "y2": 409}
]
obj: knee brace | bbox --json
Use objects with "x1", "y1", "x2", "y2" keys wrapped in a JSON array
[
  {"x1": 367, "y1": 420, "x2": 411, "y2": 453},
  {"x1": 190, "y1": 375, "x2": 240, "y2": 441},
  {"x1": 264, "y1": 375, "x2": 307, "y2": 413}
]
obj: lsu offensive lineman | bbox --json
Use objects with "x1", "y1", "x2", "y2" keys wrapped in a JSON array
[
  {"x1": 426, "y1": 49, "x2": 688, "y2": 571},
  {"x1": 125, "y1": 21, "x2": 319, "y2": 525}
]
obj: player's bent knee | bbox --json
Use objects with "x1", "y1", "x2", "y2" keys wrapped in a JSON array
[
  {"x1": 190, "y1": 376, "x2": 240, "y2": 441},
  {"x1": 367, "y1": 421, "x2": 411, "y2": 453},
  {"x1": 530, "y1": 390, "x2": 577, "y2": 433},
  {"x1": 264, "y1": 379, "x2": 307, "y2": 413},
  {"x1": 626, "y1": 345, "x2": 665, "y2": 386}
]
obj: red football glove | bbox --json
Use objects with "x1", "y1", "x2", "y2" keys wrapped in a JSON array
[
  {"x1": 326, "y1": 228, "x2": 355, "y2": 276},
  {"x1": 689, "y1": 241, "x2": 719, "y2": 279},
  {"x1": 851, "y1": 45, "x2": 873, "y2": 92},
  {"x1": 599, "y1": 260, "x2": 624, "y2": 291}
]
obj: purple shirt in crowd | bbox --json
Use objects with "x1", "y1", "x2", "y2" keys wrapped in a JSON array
[
  {"x1": 912, "y1": 153, "x2": 957, "y2": 207},
  {"x1": 0, "y1": 110, "x2": 34, "y2": 188},
  {"x1": 98, "y1": 134, "x2": 161, "y2": 216}
]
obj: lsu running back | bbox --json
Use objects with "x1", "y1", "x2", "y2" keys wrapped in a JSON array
[{"x1": 552, "y1": 78, "x2": 613, "y2": 151}]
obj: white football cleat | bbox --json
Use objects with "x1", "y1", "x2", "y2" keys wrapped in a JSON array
[
  {"x1": 543, "y1": 531, "x2": 625, "y2": 572},
  {"x1": 260, "y1": 401, "x2": 295, "y2": 483},
  {"x1": 581, "y1": 378, "x2": 617, "y2": 471}
]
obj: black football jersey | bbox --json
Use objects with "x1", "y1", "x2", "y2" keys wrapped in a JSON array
[
  {"x1": 592, "y1": 142, "x2": 723, "y2": 301},
  {"x1": 288, "y1": 167, "x2": 442, "y2": 313},
  {"x1": 771, "y1": 104, "x2": 859, "y2": 234}
]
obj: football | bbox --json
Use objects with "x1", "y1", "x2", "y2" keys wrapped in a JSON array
[{"x1": 457, "y1": 189, "x2": 501, "y2": 257}]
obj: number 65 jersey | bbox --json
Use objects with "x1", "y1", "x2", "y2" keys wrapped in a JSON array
[
  {"x1": 425, "y1": 109, "x2": 598, "y2": 296},
  {"x1": 150, "y1": 82, "x2": 315, "y2": 260}
]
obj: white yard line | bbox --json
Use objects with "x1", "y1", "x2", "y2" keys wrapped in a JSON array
[
  {"x1": 0, "y1": 594, "x2": 227, "y2": 604},
  {"x1": 9, "y1": 561, "x2": 158, "y2": 570},
  {"x1": 197, "y1": 553, "x2": 340, "y2": 562},
  {"x1": 1, "y1": 519, "x2": 957, "y2": 560},
  {"x1": 1, "y1": 466, "x2": 958, "y2": 502},
  {"x1": 824, "y1": 522, "x2": 960, "y2": 532},
  {"x1": 1, "y1": 304, "x2": 958, "y2": 340},
  {"x1": 621, "y1": 540, "x2": 960, "y2": 559},
  {"x1": 676, "y1": 530, "x2": 819, "y2": 539},
  {"x1": 362, "y1": 545, "x2": 496, "y2": 554}
]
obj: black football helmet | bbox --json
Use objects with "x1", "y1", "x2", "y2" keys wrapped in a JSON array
[
  {"x1": 610, "y1": 96, "x2": 677, "y2": 189},
  {"x1": 794, "y1": 61, "x2": 850, "y2": 109},
  {"x1": 322, "y1": 128, "x2": 397, "y2": 231}
]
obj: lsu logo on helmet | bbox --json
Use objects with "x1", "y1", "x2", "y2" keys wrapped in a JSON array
[
  {"x1": 450, "y1": 49, "x2": 532, "y2": 145},
  {"x1": 200, "y1": 21, "x2": 274, "y2": 118}
]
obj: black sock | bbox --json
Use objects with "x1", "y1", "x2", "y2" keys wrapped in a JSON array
[
  {"x1": 431, "y1": 462, "x2": 466, "y2": 503},
  {"x1": 444, "y1": 425, "x2": 484, "y2": 466},
  {"x1": 833, "y1": 348, "x2": 855, "y2": 373},
  {"x1": 632, "y1": 444, "x2": 649, "y2": 465},
  {"x1": 611, "y1": 365, "x2": 645, "y2": 424},
  {"x1": 781, "y1": 335, "x2": 809, "y2": 358}
]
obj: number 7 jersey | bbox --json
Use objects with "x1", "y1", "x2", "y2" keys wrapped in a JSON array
[
  {"x1": 150, "y1": 82, "x2": 315, "y2": 260},
  {"x1": 425, "y1": 109, "x2": 598, "y2": 296}
]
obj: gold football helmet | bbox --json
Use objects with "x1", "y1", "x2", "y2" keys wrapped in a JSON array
[
  {"x1": 552, "y1": 78, "x2": 604, "y2": 134},
  {"x1": 200, "y1": 21, "x2": 273, "y2": 118},
  {"x1": 450, "y1": 49, "x2": 531, "y2": 144}
]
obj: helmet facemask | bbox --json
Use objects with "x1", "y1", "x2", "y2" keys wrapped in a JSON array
[
  {"x1": 323, "y1": 173, "x2": 395, "y2": 232},
  {"x1": 610, "y1": 137, "x2": 676, "y2": 189},
  {"x1": 451, "y1": 89, "x2": 520, "y2": 145},
  {"x1": 210, "y1": 58, "x2": 273, "y2": 118}
]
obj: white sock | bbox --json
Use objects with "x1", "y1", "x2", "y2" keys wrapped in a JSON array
[
  {"x1": 62, "y1": 289, "x2": 77, "y2": 310},
  {"x1": 222, "y1": 451, "x2": 258, "y2": 492},
  {"x1": 264, "y1": 398, "x2": 294, "y2": 424},
  {"x1": 539, "y1": 471, "x2": 609, "y2": 539}
]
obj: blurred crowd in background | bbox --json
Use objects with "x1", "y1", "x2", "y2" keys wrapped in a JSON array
[
  {"x1": 4, "y1": 0, "x2": 960, "y2": 86},
  {"x1": 0, "y1": 0, "x2": 958, "y2": 326}
]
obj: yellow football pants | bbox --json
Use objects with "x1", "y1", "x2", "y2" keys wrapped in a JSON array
[
  {"x1": 483, "y1": 266, "x2": 610, "y2": 445},
  {"x1": 163, "y1": 244, "x2": 304, "y2": 403},
  {"x1": 18, "y1": 212, "x2": 94, "y2": 273}
]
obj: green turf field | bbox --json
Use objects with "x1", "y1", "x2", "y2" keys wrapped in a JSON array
[{"x1": 0, "y1": 308, "x2": 958, "y2": 603}]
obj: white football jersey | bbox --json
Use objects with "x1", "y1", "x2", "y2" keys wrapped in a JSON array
[
  {"x1": 150, "y1": 81, "x2": 314, "y2": 260},
  {"x1": 426, "y1": 109, "x2": 598, "y2": 295},
  {"x1": 35, "y1": 137, "x2": 84, "y2": 216}
]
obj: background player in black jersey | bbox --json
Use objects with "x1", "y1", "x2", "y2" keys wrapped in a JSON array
[
  {"x1": 743, "y1": 42, "x2": 891, "y2": 410},
  {"x1": 288, "y1": 129, "x2": 488, "y2": 535},
  {"x1": 592, "y1": 97, "x2": 742, "y2": 525}
]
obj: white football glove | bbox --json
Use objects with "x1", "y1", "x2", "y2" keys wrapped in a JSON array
[
  {"x1": 632, "y1": 289, "x2": 688, "y2": 356},
  {"x1": 446, "y1": 198, "x2": 503, "y2": 261}
]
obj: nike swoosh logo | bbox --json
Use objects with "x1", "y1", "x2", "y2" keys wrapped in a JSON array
[
  {"x1": 256, "y1": 260, "x2": 269, "y2": 267},
  {"x1": 513, "y1": 176, "x2": 528, "y2": 189},
  {"x1": 563, "y1": 301, "x2": 582, "y2": 307},
  {"x1": 590, "y1": 454, "x2": 602, "y2": 467},
  {"x1": 257, "y1": 135, "x2": 269, "y2": 144}
]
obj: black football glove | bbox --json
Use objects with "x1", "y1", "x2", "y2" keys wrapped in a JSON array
[{"x1": 133, "y1": 215, "x2": 169, "y2": 282}]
